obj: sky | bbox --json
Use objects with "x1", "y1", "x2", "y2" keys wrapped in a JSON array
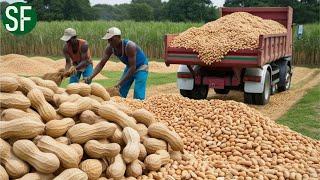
[{"x1": 2, "y1": 0, "x2": 226, "y2": 7}]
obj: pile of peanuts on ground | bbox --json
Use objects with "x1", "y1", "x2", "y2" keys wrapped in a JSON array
[
  {"x1": 0, "y1": 73, "x2": 319, "y2": 180},
  {"x1": 114, "y1": 95, "x2": 320, "y2": 180},
  {"x1": 170, "y1": 12, "x2": 287, "y2": 65},
  {"x1": 0, "y1": 73, "x2": 184, "y2": 180}
]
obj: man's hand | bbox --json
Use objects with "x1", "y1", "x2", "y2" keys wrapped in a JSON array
[
  {"x1": 68, "y1": 66, "x2": 77, "y2": 75},
  {"x1": 64, "y1": 66, "x2": 77, "y2": 77}
]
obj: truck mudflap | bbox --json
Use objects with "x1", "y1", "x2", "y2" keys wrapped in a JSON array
[
  {"x1": 244, "y1": 65, "x2": 270, "y2": 93},
  {"x1": 177, "y1": 65, "x2": 194, "y2": 90}
]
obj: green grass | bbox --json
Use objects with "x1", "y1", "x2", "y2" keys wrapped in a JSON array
[
  {"x1": 28, "y1": 55, "x2": 164, "y2": 63},
  {"x1": 277, "y1": 84, "x2": 320, "y2": 140},
  {"x1": 60, "y1": 70, "x2": 176, "y2": 88},
  {"x1": 1, "y1": 20, "x2": 201, "y2": 59},
  {"x1": 293, "y1": 23, "x2": 320, "y2": 66}
]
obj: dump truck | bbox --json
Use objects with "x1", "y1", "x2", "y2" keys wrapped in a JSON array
[{"x1": 164, "y1": 7, "x2": 293, "y2": 105}]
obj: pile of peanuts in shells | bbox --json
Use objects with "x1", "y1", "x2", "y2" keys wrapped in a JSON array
[
  {"x1": 170, "y1": 12, "x2": 287, "y2": 65},
  {"x1": 0, "y1": 73, "x2": 319, "y2": 179},
  {"x1": 114, "y1": 95, "x2": 320, "y2": 180},
  {"x1": 1, "y1": 74, "x2": 186, "y2": 180}
]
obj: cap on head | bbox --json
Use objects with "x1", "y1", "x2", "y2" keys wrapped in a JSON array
[
  {"x1": 102, "y1": 27, "x2": 121, "y2": 40},
  {"x1": 61, "y1": 28, "x2": 77, "y2": 41}
]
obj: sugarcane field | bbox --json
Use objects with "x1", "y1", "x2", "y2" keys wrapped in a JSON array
[{"x1": 0, "y1": 0, "x2": 319, "y2": 180}]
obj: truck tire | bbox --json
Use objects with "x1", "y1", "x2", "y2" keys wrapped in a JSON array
[
  {"x1": 192, "y1": 85, "x2": 209, "y2": 99},
  {"x1": 244, "y1": 92, "x2": 254, "y2": 104},
  {"x1": 180, "y1": 89, "x2": 192, "y2": 98},
  {"x1": 278, "y1": 65, "x2": 291, "y2": 92},
  {"x1": 254, "y1": 70, "x2": 271, "y2": 105},
  {"x1": 214, "y1": 89, "x2": 230, "y2": 94},
  {"x1": 180, "y1": 85, "x2": 208, "y2": 100},
  {"x1": 244, "y1": 71, "x2": 271, "y2": 105}
]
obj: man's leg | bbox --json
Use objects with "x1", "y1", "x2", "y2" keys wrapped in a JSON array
[
  {"x1": 82, "y1": 64, "x2": 93, "y2": 84},
  {"x1": 69, "y1": 70, "x2": 81, "y2": 83},
  {"x1": 119, "y1": 67, "x2": 134, "y2": 98},
  {"x1": 133, "y1": 70, "x2": 148, "y2": 100}
]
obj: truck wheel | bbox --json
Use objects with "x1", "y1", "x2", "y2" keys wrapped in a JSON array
[
  {"x1": 180, "y1": 85, "x2": 208, "y2": 100},
  {"x1": 278, "y1": 65, "x2": 291, "y2": 92},
  {"x1": 180, "y1": 89, "x2": 192, "y2": 98},
  {"x1": 244, "y1": 92, "x2": 254, "y2": 104},
  {"x1": 254, "y1": 70, "x2": 271, "y2": 105},
  {"x1": 191, "y1": 85, "x2": 209, "y2": 100},
  {"x1": 244, "y1": 71, "x2": 271, "y2": 105},
  {"x1": 214, "y1": 89, "x2": 230, "y2": 94}
]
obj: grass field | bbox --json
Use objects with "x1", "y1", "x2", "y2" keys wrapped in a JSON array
[
  {"x1": 60, "y1": 70, "x2": 177, "y2": 88},
  {"x1": 293, "y1": 23, "x2": 320, "y2": 66},
  {"x1": 2, "y1": 21, "x2": 319, "y2": 66},
  {"x1": 277, "y1": 84, "x2": 320, "y2": 140},
  {"x1": 1, "y1": 20, "x2": 201, "y2": 59}
]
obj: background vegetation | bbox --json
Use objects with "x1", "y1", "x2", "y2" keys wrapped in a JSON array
[{"x1": 1, "y1": 0, "x2": 318, "y2": 23}]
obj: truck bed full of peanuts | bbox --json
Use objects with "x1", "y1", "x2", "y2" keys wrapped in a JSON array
[
  {"x1": 170, "y1": 12, "x2": 287, "y2": 65},
  {"x1": 0, "y1": 74, "x2": 319, "y2": 180}
]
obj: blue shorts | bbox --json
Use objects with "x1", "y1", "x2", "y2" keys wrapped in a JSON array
[
  {"x1": 69, "y1": 64, "x2": 93, "y2": 84},
  {"x1": 119, "y1": 67, "x2": 148, "y2": 100}
]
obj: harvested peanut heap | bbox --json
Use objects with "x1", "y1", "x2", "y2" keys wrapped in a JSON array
[
  {"x1": 114, "y1": 95, "x2": 320, "y2": 180},
  {"x1": 0, "y1": 74, "x2": 184, "y2": 180},
  {"x1": 170, "y1": 12, "x2": 287, "y2": 65}
]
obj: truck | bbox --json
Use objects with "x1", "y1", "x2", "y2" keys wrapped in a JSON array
[{"x1": 164, "y1": 7, "x2": 293, "y2": 105}]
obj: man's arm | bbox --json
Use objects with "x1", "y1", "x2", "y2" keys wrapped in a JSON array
[
  {"x1": 63, "y1": 45, "x2": 71, "y2": 71},
  {"x1": 116, "y1": 42, "x2": 136, "y2": 87},
  {"x1": 76, "y1": 42, "x2": 90, "y2": 71},
  {"x1": 89, "y1": 46, "x2": 113, "y2": 80}
]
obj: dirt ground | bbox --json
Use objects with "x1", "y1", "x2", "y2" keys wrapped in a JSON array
[{"x1": 127, "y1": 66, "x2": 320, "y2": 121}]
